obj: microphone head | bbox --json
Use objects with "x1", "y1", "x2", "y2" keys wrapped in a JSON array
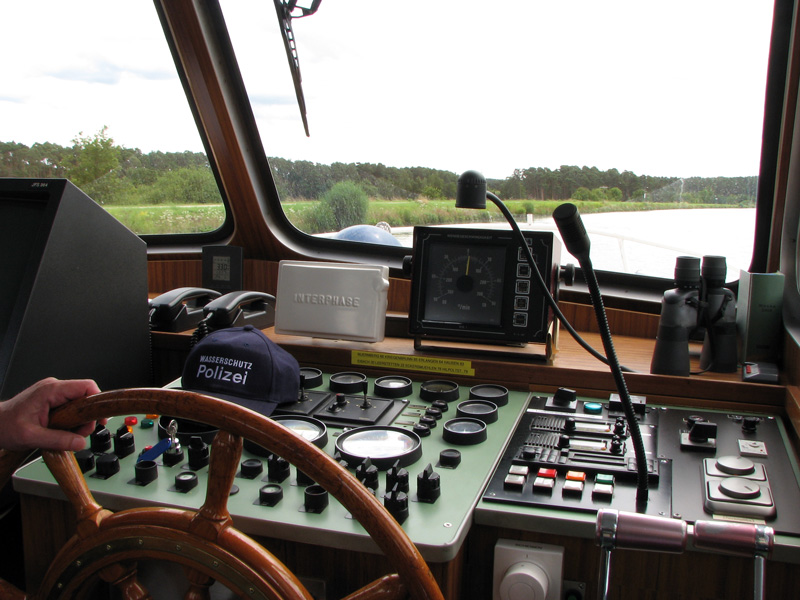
[
  {"x1": 553, "y1": 202, "x2": 591, "y2": 263},
  {"x1": 456, "y1": 170, "x2": 487, "y2": 209}
]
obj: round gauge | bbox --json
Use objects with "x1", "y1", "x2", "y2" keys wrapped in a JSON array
[
  {"x1": 424, "y1": 244, "x2": 505, "y2": 325},
  {"x1": 244, "y1": 416, "x2": 327, "y2": 456},
  {"x1": 456, "y1": 400, "x2": 499, "y2": 424},
  {"x1": 272, "y1": 416, "x2": 328, "y2": 448},
  {"x1": 469, "y1": 384, "x2": 509, "y2": 407},
  {"x1": 374, "y1": 375, "x2": 413, "y2": 398},
  {"x1": 442, "y1": 417, "x2": 488, "y2": 445},
  {"x1": 419, "y1": 379, "x2": 460, "y2": 403},
  {"x1": 335, "y1": 426, "x2": 422, "y2": 469},
  {"x1": 299, "y1": 367, "x2": 323, "y2": 389},
  {"x1": 329, "y1": 371, "x2": 368, "y2": 394}
]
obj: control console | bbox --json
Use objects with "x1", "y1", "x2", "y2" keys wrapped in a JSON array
[
  {"x1": 13, "y1": 376, "x2": 800, "y2": 567},
  {"x1": 13, "y1": 373, "x2": 530, "y2": 563},
  {"x1": 481, "y1": 392, "x2": 800, "y2": 536}
]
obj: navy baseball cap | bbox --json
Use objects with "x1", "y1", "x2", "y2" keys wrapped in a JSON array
[{"x1": 181, "y1": 325, "x2": 300, "y2": 416}]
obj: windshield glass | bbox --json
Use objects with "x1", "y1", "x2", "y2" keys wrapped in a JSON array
[{"x1": 223, "y1": 0, "x2": 774, "y2": 280}]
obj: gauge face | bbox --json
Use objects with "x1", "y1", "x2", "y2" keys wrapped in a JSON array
[
  {"x1": 423, "y1": 241, "x2": 506, "y2": 326},
  {"x1": 272, "y1": 415, "x2": 328, "y2": 448},
  {"x1": 335, "y1": 426, "x2": 423, "y2": 469},
  {"x1": 374, "y1": 375, "x2": 413, "y2": 398}
]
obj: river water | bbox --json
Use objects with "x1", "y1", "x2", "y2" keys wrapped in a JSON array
[{"x1": 391, "y1": 208, "x2": 754, "y2": 281}]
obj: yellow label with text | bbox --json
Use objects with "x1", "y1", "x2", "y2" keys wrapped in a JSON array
[{"x1": 351, "y1": 351, "x2": 475, "y2": 377}]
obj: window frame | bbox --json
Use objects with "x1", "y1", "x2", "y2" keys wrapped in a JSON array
[{"x1": 149, "y1": 0, "x2": 790, "y2": 312}]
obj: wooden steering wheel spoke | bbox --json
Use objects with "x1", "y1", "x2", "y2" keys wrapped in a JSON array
[
  {"x1": 42, "y1": 449, "x2": 110, "y2": 537},
  {"x1": 2, "y1": 389, "x2": 444, "y2": 600},
  {"x1": 190, "y1": 430, "x2": 241, "y2": 540}
]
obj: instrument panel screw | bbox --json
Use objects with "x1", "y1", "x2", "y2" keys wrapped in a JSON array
[
  {"x1": 213, "y1": 561, "x2": 219, "y2": 568},
  {"x1": 75, "y1": 560, "x2": 82, "y2": 567},
  {"x1": 443, "y1": 522, "x2": 452, "y2": 528},
  {"x1": 176, "y1": 545, "x2": 182, "y2": 552},
  {"x1": 138, "y1": 539, "x2": 144, "y2": 546},
  {"x1": 249, "y1": 588, "x2": 256, "y2": 595},
  {"x1": 105, "y1": 545, "x2": 112, "y2": 552}
]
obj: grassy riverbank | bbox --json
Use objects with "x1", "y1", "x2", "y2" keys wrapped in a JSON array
[{"x1": 107, "y1": 198, "x2": 737, "y2": 235}]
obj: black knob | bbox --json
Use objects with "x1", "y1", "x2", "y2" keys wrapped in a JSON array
[
  {"x1": 134, "y1": 460, "x2": 158, "y2": 485},
  {"x1": 187, "y1": 436, "x2": 209, "y2": 470},
  {"x1": 689, "y1": 421, "x2": 718, "y2": 443},
  {"x1": 413, "y1": 423, "x2": 431, "y2": 437},
  {"x1": 553, "y1": 387, "x2": 577, "y2": 405},
  {"x1": 742, "y1": 417, "x2": 760, "y2": 433},
  {"x1": 558, "y1": 434, "x2": 571, "y2": 449},
  {"x1": 687, "y1": 415, "x2": 705, "y2": 427},
  {"x1": 328, "y1": 393, "x2": 348, "y2": 412},
  {"x1": 425, "y1": 407, "x2": 443, "y2": 420},
  {"x1": 90, "y1": 425, "x2": 111, "y2": 453},
  {"x1": 74, "y1": 449, "x2": 95, "y2": 473},
  {"x1": 356, "y1": 458, "x2": 379, "y2": 491},
  {"x1": 258, "y1": 484, "x2": 283, "y2": 506},
  {"x1": 384, "y1": 486, "x2": 409, "y2": 524},
  {"x1": 610, "y1": 438, "x2": 624, "y2": 454},
  {"x1": 162, "y1": 444, "x2": 184, "y2": 467},
  {"x1": 431, "y1": 400, "x2": 449, "y2": 413},
  {"x1": 114, "y1": 426, "x2": 135, "y2": 459},
  {"x1": 559, "y1": 263, "x2": 576, "y2": 286},
  {"x1": 240, "y1": 458, "x2": 263, "y2": 479},
  {"x1": 564, "y1": 417, "x2": 577, "y2": 432},
  {"x1": 439, "y1": 449, "x2": 462, "y2": 468},
  {"x1": 267, "y1": 454, "x2": 290, "y2": 482},
  {"x1": 386, "y1": 462, "x2": 410, "y2": 493},
  {"x1": 417, "y1": 464, "x2": 441, "y2": 503},
  {"x1": 304, "y1": 484, "x2": 328, "y2": 513},
  {"x1": 419, "y1": 415, "x2": 437, "y2": 429},
  {"x1": 94, "y1": 453, "x2": 119, "y2": 478},
  {"x1": 175, "y1": 471, "x2": 198, "y2": 492},
  {"x1": 614, "y1": 419, "x2": 627, "y2": 436}
]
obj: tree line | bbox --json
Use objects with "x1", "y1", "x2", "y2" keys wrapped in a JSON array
[{"x1": 1, "y1": 129, "x2": 757, "y2": 207}]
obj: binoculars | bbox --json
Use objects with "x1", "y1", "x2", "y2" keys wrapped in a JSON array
[{"x1": 651, "y1": 255, "x2": 737, "y2": 376}]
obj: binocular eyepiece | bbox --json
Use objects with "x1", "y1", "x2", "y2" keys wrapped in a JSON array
[{"x1": 650, "y1": 255, "x2": 737, "y2": 376}]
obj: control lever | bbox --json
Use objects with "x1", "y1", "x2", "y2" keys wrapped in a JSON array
[
  {"x1": 693, "y1": 520, "x2": 774, "y2": 600},
  {"x1": 595, "y1": 509, "x2": 687, "y2": 600}
]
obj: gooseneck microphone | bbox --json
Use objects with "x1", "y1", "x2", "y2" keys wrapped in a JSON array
[
  {"x1": 553, "y1": 202, "x2": 649, "y2": 507},
  {"x1": 456, "y1": 171, "x2": 648, "y2": 506}
]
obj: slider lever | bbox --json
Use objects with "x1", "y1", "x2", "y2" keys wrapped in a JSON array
[
  {"x1": 596, "y1": 509, "x2": 687, "y2": 600},
  {"x1": 693, "y1": 520, "x2": 773, "y2": 600}
]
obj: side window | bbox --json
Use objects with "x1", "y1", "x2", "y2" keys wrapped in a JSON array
[{"x1": 2, "y1": 1, "x2": 225, "y2": 236}]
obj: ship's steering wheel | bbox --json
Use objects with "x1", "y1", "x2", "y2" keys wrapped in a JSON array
[{"x1": 0, "y1": 388, "x2": 444, "y2": 600}]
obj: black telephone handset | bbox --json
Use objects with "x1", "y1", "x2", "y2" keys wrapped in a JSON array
[
  {"x1": 149, "y1": 287, "x2": 221, "y2": 332},
  {"x1": 203, "y1": 291, "x2": 276, "y2": 329}
]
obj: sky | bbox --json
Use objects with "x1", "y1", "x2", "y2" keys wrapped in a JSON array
[{"x1": 2, "y1": 1, "x2": 775, "y2": 180}]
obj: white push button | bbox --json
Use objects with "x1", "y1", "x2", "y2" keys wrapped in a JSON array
[
  {"x1": 719, "y1": 477, "x2": 762, "y2": 499},
  {"x1": 715, "y1": 455, "x2": 756, "y2": 476}
]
